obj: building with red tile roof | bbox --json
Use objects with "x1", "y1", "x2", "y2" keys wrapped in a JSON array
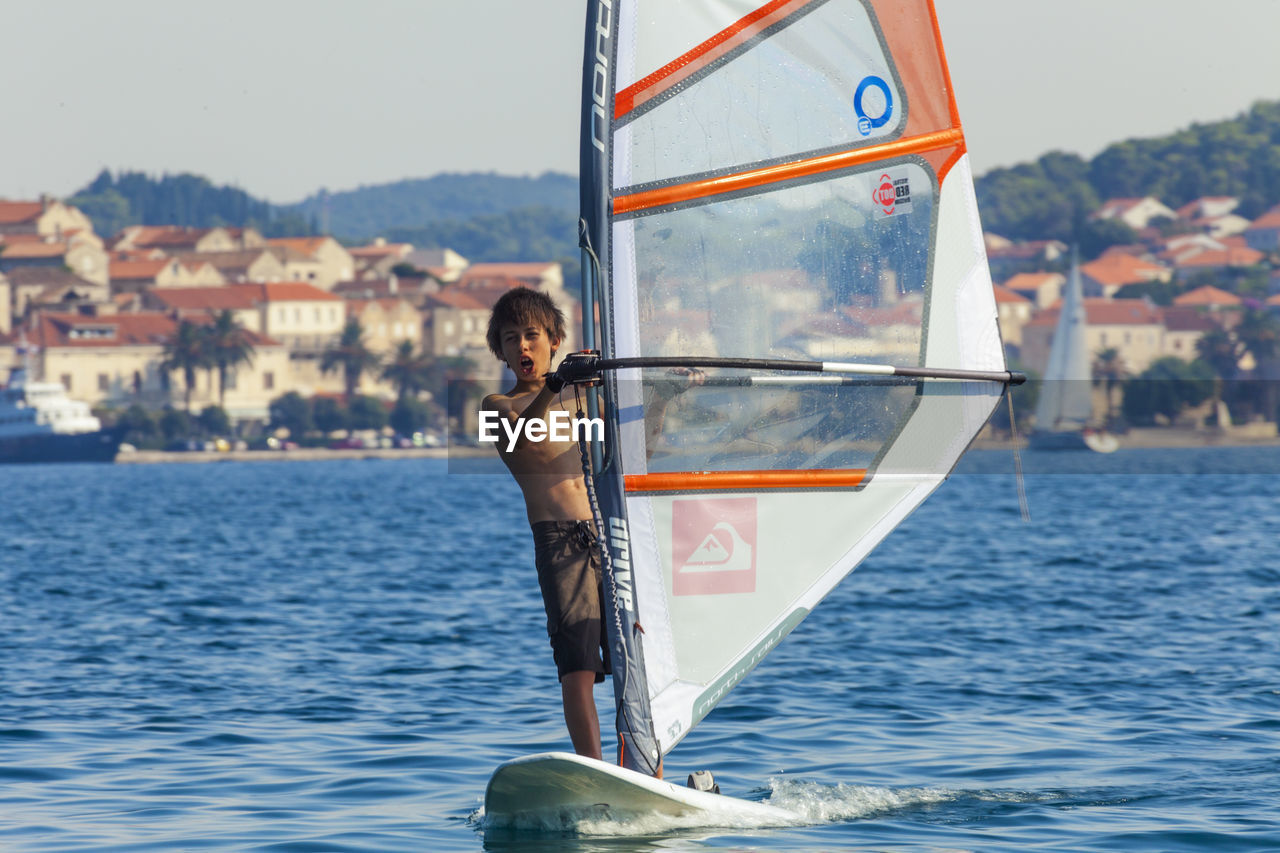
[
  {"x1": 171, "y1": 249, "x2": 286, "y2": 284},
  {"x1": 4, "y1": 267, "x2": 109, "y2": 319},
  {"x1": 992, "y1": 283, "x2": 1033, "y2": 347},
  {"x1": 1173, "y1": 285, "x2": 1243, "y2": 308},
  {"x1": 1022, "y1": 298, "x2": 1170, "y2": 375},
  {"x1": 0, "y1": 197, "x2": 95, "y2": 240},
  {"x1": 1172, "y1": 246, "x2": 1266, "y2": 278},
  {"x1": 1080, "y1": 254, "x2": 1171, "y2": 297},
  {"x1": 111, "y1": 225, "x2": 263, "y2": 254},
  {"x1": 1, "y1": 309, "x2": 288, "y2": 420},
  {"x1": 1161, "y1": 305, "x2": 1223, "y2": 361},
  {"x1": 344, "y1": 297, "x2": 423, "y2": 355},
  {"x1": 1001, "y1": 271, "x2": 1065, "y2": 309},
  {"x1": 265, "y1": 237, "x2": 354, "y2": 290},
  {"x1": 1243, "y1": 204, "x2": 1280, "y2": 253},
  {"x1": 1092, "y1": 197, "x2": 1177, "y2": 230},
  {"x1": 1, "y1": 231, "x2": 110, "y2": 286}
]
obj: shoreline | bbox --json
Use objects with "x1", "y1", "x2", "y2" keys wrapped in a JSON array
[
  {"x1": 114, "y1": 446, "x2": 491, "y2": 464},
  {"x1": 109, "y1": 427, "x2": 1280, "y2": 464},
  {"x1": 973, "y1": 426, "x2": 1280, "y2": 451}
]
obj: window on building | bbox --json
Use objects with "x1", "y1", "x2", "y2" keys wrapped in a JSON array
[
  {"x1": 264, "y1": 371, "x2": 275, "y2": 390},
  {"x1": 61, "y1": 374, "x2": 72, "y2": 391},
  {"x1": 97, "y1": 373, "x2": 109, "y2": 392},
  {"x1": 225, "y1": 371, "x2": 238, "y2": 391},
  {"x1": 133, "y1": 371, "x2": 142, "y2": 394}
]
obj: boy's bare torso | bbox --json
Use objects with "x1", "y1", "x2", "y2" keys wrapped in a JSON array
[{"x1": 482, "y1": 388, "x2": 592, "y2": 524}]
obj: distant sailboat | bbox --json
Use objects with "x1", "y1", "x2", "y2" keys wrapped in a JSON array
[{"x1": 1030, "y1": 258, "x2": 1120, "y2": 452}]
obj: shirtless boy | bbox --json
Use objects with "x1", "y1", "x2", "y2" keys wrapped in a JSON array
[
  {"x1": 481, "y1": 287, "x2": 693, "y2": 767},
  {"x1": 481, "y1": 287, "x2": 607, "y2": 760}
]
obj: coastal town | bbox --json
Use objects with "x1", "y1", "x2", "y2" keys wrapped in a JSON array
[
  {"x1": 0, "y1": 196, "x2": 580, "y2": 452},
  {"x1": 2, "y1": 187, "x2": 1280, "y2": 454}
]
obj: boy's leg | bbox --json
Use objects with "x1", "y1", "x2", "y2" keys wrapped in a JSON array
[{"x1": 560, "y1": 670, "x2": 601, "y2": 760}]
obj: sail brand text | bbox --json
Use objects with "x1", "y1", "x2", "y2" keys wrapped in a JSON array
[
  {"x1": 476, "y1": 411, "x2": 604, "y2": 452},
  {"x1": 607, "y1": 517, "x2": 635, "y2": 613},
  {"x1": 590, "y1": 0, "x2": 613, "y2": 151}
]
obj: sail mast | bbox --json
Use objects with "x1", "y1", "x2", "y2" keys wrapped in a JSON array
[{"x1": 579, "y1": 0, "x2": 663, "y2": 777}]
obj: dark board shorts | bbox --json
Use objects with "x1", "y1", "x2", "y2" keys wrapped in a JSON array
[{"x1": 531, "y1": 520, "x2": 612, "y2": 683}]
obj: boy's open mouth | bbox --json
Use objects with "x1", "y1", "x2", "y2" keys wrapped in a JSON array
[{"x1": 520, "y1": 356, "x2": 534, "y2": 374}]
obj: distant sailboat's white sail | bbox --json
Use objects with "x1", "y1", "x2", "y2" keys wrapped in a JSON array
[
  {"x1": 1034, "y1": 259, "x2": 1094, "y2": 431},
  {"x1": 579, "y1": 0, "x2": 1007, "y2": 775}
]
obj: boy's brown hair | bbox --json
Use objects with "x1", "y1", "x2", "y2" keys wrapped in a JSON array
[{"x1": 486, "y1": 287, "x2": 566, "y2": 359}]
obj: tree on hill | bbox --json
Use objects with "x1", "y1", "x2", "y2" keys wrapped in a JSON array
[
  {"x1": 975, "y1": 100, "x2": 1280, "y2": 244},
  {"x1": 286, "y1": 172, "x2": 577, "y2": 241},
  {"x1": 68, "y1": 169, "x2": 315, "y2": 237}
]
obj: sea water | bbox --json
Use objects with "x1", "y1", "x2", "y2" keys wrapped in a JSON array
[{"x1": 1, "y1": 448, "x2": 1277, "y2": 851}]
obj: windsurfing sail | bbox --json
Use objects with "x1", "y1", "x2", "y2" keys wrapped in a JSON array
[
  {"x1": 1033, "y1": 257, "x2": 1094, "y2": 432},
  {"x1": 578, "y1": 0, "x2": 1009, "y2": 776}
]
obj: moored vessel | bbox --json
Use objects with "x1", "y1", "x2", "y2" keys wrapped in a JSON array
[{"x1": 0, "y1": 368, "x2": 121, "y2": 464}]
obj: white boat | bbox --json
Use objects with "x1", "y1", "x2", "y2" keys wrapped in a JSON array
[
  {"x1": 1030, "y1": 258, "x2": 1120, "y2": 452},
  {"x1": 486, "y1": 0, "x2": 1017, "y2": 828},
  {"x1": 0, "y1": 367, "x2": 121, "y2": 464}
]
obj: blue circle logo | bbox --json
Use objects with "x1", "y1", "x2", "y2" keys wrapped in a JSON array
[{"x1": 854, "y1": 76, "x2": 893, "y2": 134}]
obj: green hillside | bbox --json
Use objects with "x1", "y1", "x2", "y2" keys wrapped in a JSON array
[
  {"x1": 283, "y1": 172, "x2": 577, "y2": 240},
  {"x1": 975, "y1": 100, "x2": 1280, "y2": 242}
]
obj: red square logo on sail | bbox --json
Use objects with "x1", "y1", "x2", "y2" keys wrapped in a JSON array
[{"x1": 672, "y1": 498, "x2": 757, "y2": 596}]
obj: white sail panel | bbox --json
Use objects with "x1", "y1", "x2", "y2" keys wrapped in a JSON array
[
  {"x1": 582, "y1": 0, "x2": 1007, "y2": 762},
  {"x1": 614, "y1": 0, "x2": 903, "y2": 190},
  {"x1": 616, "y1": 0, "x2": 781, "y2": 93},
  {"x1": 611, "y1": 162, "x2": 936, "y2": 478}
]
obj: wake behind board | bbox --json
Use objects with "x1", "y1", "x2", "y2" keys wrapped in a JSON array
[{"x1": 483, "y1": 752, "x2": 798, "y2": 829}]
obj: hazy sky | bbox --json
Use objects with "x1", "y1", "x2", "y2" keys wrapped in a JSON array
[{"x1": 5, "y1": 0, "x2": 1278, "y2": 204}]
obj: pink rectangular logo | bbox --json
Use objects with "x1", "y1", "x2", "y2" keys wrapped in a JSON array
[{"x1": 672, "y1": 497, "x2": 757, "y2": 596}]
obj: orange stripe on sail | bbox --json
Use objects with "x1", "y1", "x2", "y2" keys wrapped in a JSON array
[
  {"x1": 615, "y1": 0, "x2": 814, "y2": 119},
  {"x1": 625, "y1": 469, "x2": 867, "y2": 492},
  {"x1": 612, "y1": 128, "x2": 964, "y2": 216}
]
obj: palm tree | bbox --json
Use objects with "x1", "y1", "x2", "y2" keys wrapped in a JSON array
[
  {"x1": 1092, "y1": 346, "x2": 1126, "y2": 424},
  {"x1": 321, "y1": 318, "x2": 380, "y2": 398},
  {"x1": 1234, "y1": 307, "x2": 1280, "y2": 420},
  {"x1": 423, "y1": 354, "x2": 479, "y2": 434},
  {"x1": 381, "y1": 340, "x2": 431, "y2": 402},
  {"x1": 1195, "y1": 326, "x2": 1244, "y2": 424},
  {"x1": 205, "y1": 310, "x2": 256, "y2": 408},
  {"x1": 162, "y1": 320, "x2": 212, "y2": 412}
]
